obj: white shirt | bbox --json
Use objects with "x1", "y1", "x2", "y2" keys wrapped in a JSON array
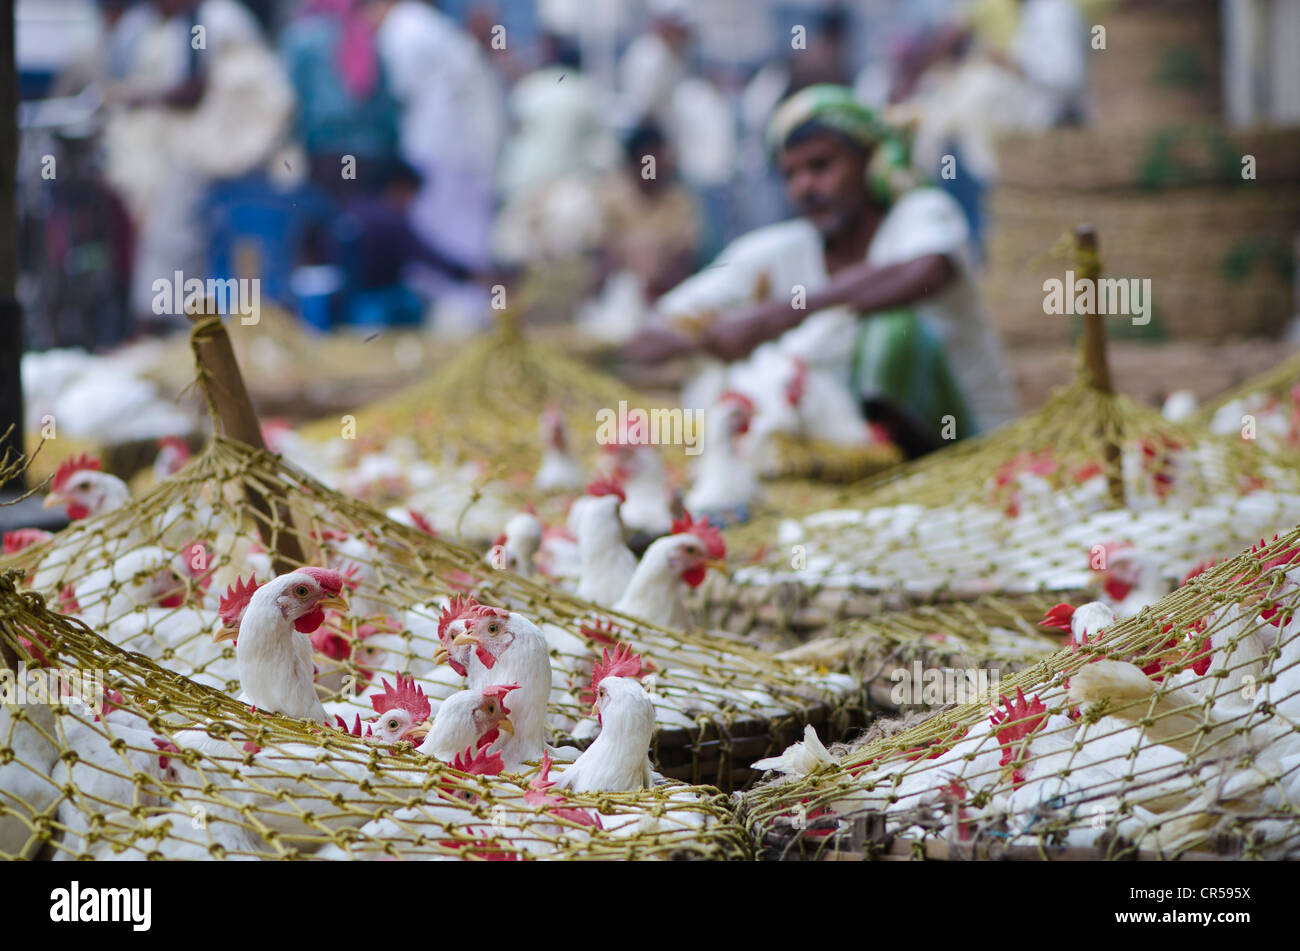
[{"x1": 656, "y1": 187, "x2": 1019, "y2": 432}]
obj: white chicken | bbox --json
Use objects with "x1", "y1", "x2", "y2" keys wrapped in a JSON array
[
  {"x1": 613, "y1": 511, "x2": 727, "y2": 630},
  {"x1": 599, "y1": 442, "x2": 674, "y2": 539},
  {"x1": 574, "y1": 480, "x2": 638, "y2": 607},
  {"x1": 41, "y1": 453, "x2": 131, "y2": 522},
  {"x1": 487, "y1": 512, "x2": 543, "y2": 579},
  {"x1": 213, "y1": 568, "x2": 349, "y2": 722},
  {"x1": 0, "y1": 701, "x2": 60, "y2": 859},
  {"x1": 684, "y1": 391, "x2": 760, "y2": 520},
  {"x1": 434, "y1": 598, "x2": 552, "y2": 770},
  {"x1": 418, "y1": 683, "x2": 517, "y2": 761},
  {"x1": 554, "y1": 674, "x2": 656, "y2": 794},
  {"x1": 533, "y1": 407, "x2": 586, "y2": 492}
]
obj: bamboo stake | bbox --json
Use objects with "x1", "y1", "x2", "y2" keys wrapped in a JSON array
[
  {"x1": 1074, "y1": 225, "x2": 1123, "y2": 506},
  {"x1": 188, "y1": 304, "x2": 304, "y2": 574}
]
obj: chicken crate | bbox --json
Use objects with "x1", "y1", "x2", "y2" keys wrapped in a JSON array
[
  {"x1": 776, "y1": 593, "x2": 1073, "y2": 718},
  {"x1": 738, "y1": 528, "x2": 1300, "y2": 861},
  {"x1": 0, "y1": 434, "x2": 864, "y2": 816},
  {"x1": 291, "y1": 316, "x2": 688, "y2": 544},
  {"x1": 0, "y1": 570, "x2": 754, "y2": 861},
  {"x1": 1194, "y1": 348, "x2": 1300, "y2": 460},
  {"x1": 702, "y1": 374, "x2": 1300, "y2": 644}
]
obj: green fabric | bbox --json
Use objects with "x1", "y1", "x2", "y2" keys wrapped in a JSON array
[
  {"x1": 852, "y1": 309, "x2": 975, "y2": 439},
  {"x1": 765, "y1": 84, "x2": 918, "y2": 204},
  {"x1": 766, "y1": 84, "x2": 894, "y2": 156}
]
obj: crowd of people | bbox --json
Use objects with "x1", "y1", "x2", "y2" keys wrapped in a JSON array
[{"x1": 25, "y1": 0, "x2": 1093, "y2": 442}]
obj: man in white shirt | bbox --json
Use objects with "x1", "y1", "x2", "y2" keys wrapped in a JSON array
[{"x1": 625, "y1": 84, "x2": 1018, "y2": 441}]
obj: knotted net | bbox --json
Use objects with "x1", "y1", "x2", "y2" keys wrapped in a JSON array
[{"x1": 740, "y1": 527, "x2": 1300, "y2": 860}]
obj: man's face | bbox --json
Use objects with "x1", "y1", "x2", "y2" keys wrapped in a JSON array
[{"x1": 777, "y1": 132, "x2": 870, "y2": 238}]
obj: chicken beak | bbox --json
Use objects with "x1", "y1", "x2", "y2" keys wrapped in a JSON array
[
  {"x1": 703, "y1": 557, "x2": 728, "y2": 576},
  {"x1": 405, "y1": 719, "x2": 432, "y2": 743},
  {"x1": 213, "y1": 623, "x2": 239, "y2": 644},
  {"x1": 451, "y1": 631, "x2": 480, "y2": 648},
  {"x1": 432, "y1": 645, "x2": 449, "y2": 665},
  {"x1": 497, "y1": 716, "x2": 514, "y2": 735},
  {"x1": 42, "y1": 492, "x2": 66, "y2": 510},
  {"x1": 590, "y1": 700, "x2": 600, "y2": 717},
  {"x1": 316, "y1": 594, "x2": 349, "y2": 613}
]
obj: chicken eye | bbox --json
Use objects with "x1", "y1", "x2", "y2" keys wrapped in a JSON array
[
  {"x1": 294, "y1": 584, "x2": 310, "y2": 598},
  {"x1": 487, "y1": 622, "x2": 499, "y2": 634},
  {"x1": 386, "y1": 718, "x2": 399, "y2": 731}
]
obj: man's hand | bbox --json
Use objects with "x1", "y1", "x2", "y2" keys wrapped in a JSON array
[
  {"x1": 698, "y1": 301, "x2": 783, "y2": 362},
  {"x1": 623, "y1": 324, "x2": 700, "y2": 365}
]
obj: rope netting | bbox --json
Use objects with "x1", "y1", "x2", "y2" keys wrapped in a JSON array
[
  {"x1": 1, "y1": 436, "x2": 861, "y2": 801},
  {"x1": 1197, "y1": 350, "x2": 1300, "y2": 458},
  {"x1": 0, "y1": 570, "x2": 750, "y2": 860},
  {"x1": 702, "y1": 376, "x2": 1300, "y2": 637},
  {"x1": 775, "y1": 594, "x2": 1070, "y2": 712},
  {"x1": 288, "y1": 317, "x2": 686, "y2": 541},
  {"x1": 740, "y1": 527, "x2": 1300, "y2": 860}
]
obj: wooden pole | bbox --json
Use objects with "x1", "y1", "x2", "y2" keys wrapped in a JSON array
[
  {"x1": 188, "y1": 307, "x2": 304, "y2": 574},
  {"x1": 0, "y1": 0, "x2": 19, "y2": 675},
  {"x1": 0, "y1": 0, "x2": 23, "y2": 497},
  {"x1": 1074, "y1": 225, "x2": 1123, "y2": 506}
]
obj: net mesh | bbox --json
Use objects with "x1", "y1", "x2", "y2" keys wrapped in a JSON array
[
  {"x1": 701, "y1": 376, "x2": 1300, "y2": 639},
  {"x1": 289, "y1": 317, "x2": 686, "y2": 538},
  {"x1": 1197, "y1": 350, "x2": 1300, "y2": 458},
  {"x1": 0, "y1": 570, "x2": 750, "y2": 860},
  {"x1": 0, "y1": 433, "x2": 862, "y2": 845},
  {"x1": 739, "y1": 526, "x2": 1300, "y2": 860}
]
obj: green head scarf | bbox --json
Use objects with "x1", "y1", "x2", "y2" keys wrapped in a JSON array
[{"x1": 766, "y1": 84, "x2": 918, "y2": 205}]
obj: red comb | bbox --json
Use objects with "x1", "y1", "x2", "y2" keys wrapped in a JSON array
[
  {"x1": 579, "y1": 616, "x2": 622, "y2": 647},
  {"x1": 585, "y1": 477, "x2": 626, "y2": 503},
  {"x1": 451, "y1": 745, "x2": 505, "y2": 777},
  {"x1": 218, "y1": 575, "x2": 262, "y2": 628},
  {"x1": 717, "y1": 389, "x2": 756, "y2": 415},
  {"x1": 481, "y1": 683, "x2": 519, "y2": 703},
  {"x1": 334, "y1": 713, "x2": 365, "y2": 737},
  {"x1": 1040, "y1": 603, "x2": 1075, "y2": 632},
  {"x1": 990, "y1": 688, "x2": 1047, "y2": 787},
  {"x1": 3, "y1": 528, "x2": 52, "y2": 555},
  {"x1": 407, "y1": 508, "x2": 437, "y2": 536},
  {"x1": 524, "y1": 750, "x2": 602, "y2": 828},
  {"x1": 300, "y1": 567, "x2": 344, "y2": 595},
  {"x1": 369, "y1": 674, "x2": 431, "y2": 722},
  {"x1": 671, "y1": 510, "x2": 726, "y2": 559},
  {"x1": 583, "y1": 642, "x2": 649, "y2": 709},
  {"x1": 437, "y1": 594, "x2": 481, "y2": 644},
  {"x1": 51, "y1": 453, "x2": 101, "y2": 492}
]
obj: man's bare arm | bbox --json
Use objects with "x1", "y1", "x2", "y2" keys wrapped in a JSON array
[{"x1": 698, "y1": 253, "x2": 957, "y2": 362}]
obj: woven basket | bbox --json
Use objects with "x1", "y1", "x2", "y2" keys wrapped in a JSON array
[
  {"x1": 984, "y1": 184, "x2": 1300, "y2": 344},
  {"x1": 1086, "y1": 0, "x2": 1222, "y2": 132}
]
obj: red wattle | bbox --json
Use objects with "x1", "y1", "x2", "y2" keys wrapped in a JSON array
[
  {"x1": 294, "y1": 607, "x2": 326, "y2": 633},
  {"x1": 475, "y1": 644, "x2": 497, "y2": 669},
  {"x1": 681, "y1": 566, "x2": 706, "y2": 588},
  {"x1": 66, "y1": 504, "x2": 90, "y2": 521}
]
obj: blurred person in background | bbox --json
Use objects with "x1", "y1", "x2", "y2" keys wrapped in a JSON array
[
  {"x1": 332, "y1": 158, "x2": 480, "y2": 327},
  {"x1": 889, "y1": 0, "x2": 1088, "y2": 247},
  {"x1": 363, "y1": 0, "x2": 506, "y2": 333},
  {"x1": 279, "y1": 0, "x2": 400, "y2": 199},
  {"x1": 496, "y1": 32, "x2": 613, "y2": 205},
  {"x1": 625, "y1": 84, "x2": 1018, "y2": 445},
  {"x1": 576, "y1": 121, "x2": 702, "y2": 343},
  {"x1": 101, "y1": 0, "x2": 293, "y2": 328}
]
